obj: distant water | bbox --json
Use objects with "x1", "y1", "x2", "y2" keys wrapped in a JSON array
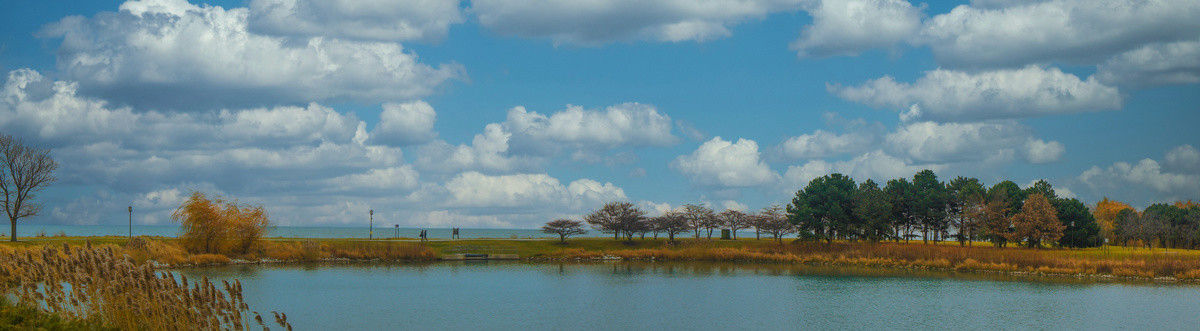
[{"x1": 8, "y1": 224, "x2": 776, "y2": 240}]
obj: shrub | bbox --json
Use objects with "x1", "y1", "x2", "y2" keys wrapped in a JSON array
[{"x1": 173, "y1": 191, "x2": 270, "y2": 255}]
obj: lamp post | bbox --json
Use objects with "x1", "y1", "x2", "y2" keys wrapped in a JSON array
[
  {"x1": 369, "y1": 209, "x2": 373, "y2": 239},
  {"x1": 128, "y1": 206, "x2": 132, "y2": 239}
]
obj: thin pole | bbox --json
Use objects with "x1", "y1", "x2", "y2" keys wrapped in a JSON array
[
  {"x1": 128, "y1": 206, "x2": 132, "y2": 239},
  {"x1": 369, "y1": 210, "x2": 373, "y2": 239}
]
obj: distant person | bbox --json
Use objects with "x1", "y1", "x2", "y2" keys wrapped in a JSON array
[{"x1": 452, "y1": 227, "x2": 459, "y2": 239}]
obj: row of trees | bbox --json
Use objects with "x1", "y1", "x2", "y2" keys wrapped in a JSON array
[
  {"x1": 787, "y1": 170, "x2": 1101, "y2": 248},
  {"x1": 543, "y1": 202, "x2": 798, "y2": 243},
  {"x1": 1110, "y1": 201, "x2": 1200, "y2": 249}
]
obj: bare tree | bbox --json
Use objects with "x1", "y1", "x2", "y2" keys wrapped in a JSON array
[
  {"x1": 656, "y1": 211, "x2": 691, "y2": 243},
  {"x1": 1, "y1": 134, "x2": 58, "y2": 242},
  {"x1": 585, "y1": 202, "x2": 647, "y2": 242},
  {"x1": 542, "y1": 219, "x2": 588, "y2": 243},
  {"x1": 758, "y1": 204, "x2": 793, "y2": 243},
  {"x1": 719, "y1": 209, "x2": 748, "y2": 239},
  {"x1": 682, "y1": 204, "x2": 714, "y2": 238}
]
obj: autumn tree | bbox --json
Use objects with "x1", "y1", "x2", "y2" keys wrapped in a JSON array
[
  {"x1": 1093, "y1": 197, "x2": 1132, "y2": 244},
  {"x1": 0, "y1": 133, "x2": 58, "y2": 242},
  {"x1": 973, "y1": 195, "x2": 1013, "y2": 248},
  {"x1": 1006, "y1": 193, "x2": 1064, "y2": 248},
  {"x1": 542, "y1": 219, "x2": 587, "y2": 243},
  {"x1": 584, "y1": 202, "x2": 647, "y2": 242},
  {"x1": 173, "y1": 191, "x2": 270, "y2": 254},
  {"x1": 719, "y1": 209, "x2": 749, "y2": 239}
]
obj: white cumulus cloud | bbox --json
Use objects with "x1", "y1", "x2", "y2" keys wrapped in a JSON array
[
  {"x1": 791, "y1": 0, "x2": 924, "y2": 58},
  {"x1": 40, "y1": 0, "x2": 464, "y2": 110},
  {"x1": 370, "y1": 101, "x2": 438, "y2": 146},
  {"x1": 470, "y1": 0, "x2": 804, "y2": 45},
  {"x1": 673, "y1": 137, "x2": 779, "y2": 188},
  {"x1": 829, "y1": 66, "x2": 1122, "y2": 122},
  {"x1": 247, "y1": 0, "x2": 464, "y2": 42}
]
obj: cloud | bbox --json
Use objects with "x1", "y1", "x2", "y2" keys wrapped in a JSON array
[
  {"x1": 1023, "y1": 139, "x2": 1065, "y2": 164},
  {"x1": 1078, "y1": 145, "x2": 1200, "y2": 206},
  {"x1": 414, "y1": 103, "x2": 677, "y2": 174},
  {"x1": 470, "y1": 0, "x2": 804, "y2": 45},
  {"x1": 919, "y1": 0, "x2": 1200, "y2": 68},
  {"x1": 443, "y1": 172, "x2": 626, "y2": 210},
  {"x1": 504, "y1": 103, "x2": 679, "y2": 151},
  {"x1": 673, "y1": 137, "x2": 779, "y2": 188},
  {"x1": 414, "y1": 123, "x2": 536, "y2": 174},
  {"x1": 830, "y1": 66, "x2": 1122, "y2": 121},
  {"x1": 40, "y1": 0, "x2": 464, "y2": 110},
  {"x1": 246, "y1": 0, "x2": 463, "y2": 42},
  {"x1": 322, "y1": 166, "x2": 421, "y2": 193},
  {"x1": 1164, "y1": 145, "x2": 1200, "y2": 174},
  {"x1": 783, "y1": 150, "x2": 939, "y2": 190},
  {"x1": 1095, "y1": 38, "x2": 1200, "y2": 88},
  {"x1": 885, "y1": 121, "x2": 1063, "y2": 164},
  {"x1": 369, "y1": 101, "x2": 438, "y2": 146},
  {"x1": 777, "y1": 129, "x2": 879, "y2": 159},
  {"x1": 790, "y1": 0, "x2": 924, "y2": 58}
]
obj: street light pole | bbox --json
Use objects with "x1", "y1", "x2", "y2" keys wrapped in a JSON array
[
  {"x1": 369, "y1": 209, "x2": 373, "y2": 239},
  {"x1": 128, "y1": 206, "x2": 132, "y2": 239}
]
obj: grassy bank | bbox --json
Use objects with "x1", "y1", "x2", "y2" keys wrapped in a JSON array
[{"x1": 4, "y1": 236, "x2": 1200, "y2": 281}]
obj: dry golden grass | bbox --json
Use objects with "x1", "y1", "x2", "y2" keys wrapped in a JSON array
[
  {"x1": 0, "y1": 242, "x2": 291, "y2": 330},
  {"x1": 532, "y1": 240, "x2": 1200, "y2": 280}
]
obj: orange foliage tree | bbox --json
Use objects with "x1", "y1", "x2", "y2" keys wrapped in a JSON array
[
  {"x1": 172, "y1": 191, "x2": 270, "y2": 254},
  {"x1": 1094, "y1": 197, "x2": 1133, "y2": 243},
  {"x1": 1006, "y1": 193, "x2": 1064, "y2": 248}
]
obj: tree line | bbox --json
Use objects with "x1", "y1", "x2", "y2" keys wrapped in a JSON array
[
  {"x1": 553, "y1": 169, "x2": 1200, "y2": 250},
  {"x1": 542, "y1": 202, "x2": 796, "y2": 243}
]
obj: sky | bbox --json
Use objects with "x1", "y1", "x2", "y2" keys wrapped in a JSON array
[{"x1": 2, "y1": 0, "x2": 1198, "y2": 229}]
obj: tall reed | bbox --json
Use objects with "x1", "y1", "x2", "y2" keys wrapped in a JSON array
[{"x1": 0, "y1": 242, "x2": 291, "y2": 330}]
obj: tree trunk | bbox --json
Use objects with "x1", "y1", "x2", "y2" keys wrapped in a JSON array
[
  {"x1": 755, "y1": 228, "x2": 760, "y2": 240},
  {"x1": 9, "y1": 220, "x2": 15, "y2": 242},
  {"x1": 560, "y1": 234, "x2": 566, "y2": 243}
]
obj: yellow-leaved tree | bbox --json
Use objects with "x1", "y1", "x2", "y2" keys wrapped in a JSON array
[
  {"x1": 1007, "y1": 193, "x2": 1064, "y2": 248},
  {"x1": 1094, "y1": 197, "x2": 1133, "y2": 243},
  {"x1": 172, "y1": 191, "x2": 270, "y2": 254}
]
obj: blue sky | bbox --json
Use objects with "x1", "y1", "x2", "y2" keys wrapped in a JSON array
[{"x1": 2, "y1": 0, "x2": 1198, "y2": 228}]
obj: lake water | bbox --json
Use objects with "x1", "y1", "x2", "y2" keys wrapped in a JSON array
[
  {"x1": 10, "y1": 224, "x2": 773, "y2": 240},
  {"x1": 179, "y1": 262, "x2": 1200, "y2": 330}
]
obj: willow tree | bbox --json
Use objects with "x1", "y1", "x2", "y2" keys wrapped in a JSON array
[
  {"x1": 1, "y1": 133, "x2": 58, "y2": 242},
  {"x1": 173, "y1": 191, "x2": 270, "y2": 254}
]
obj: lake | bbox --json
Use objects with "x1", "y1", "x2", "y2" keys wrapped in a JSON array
[{"x1": 179, "y1": 262, "x2": 1200, "y2": 330}]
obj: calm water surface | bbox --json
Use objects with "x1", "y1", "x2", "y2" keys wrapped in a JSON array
[{"x1": 180, "y1": 262, "x2": 1200, "y2": 330}]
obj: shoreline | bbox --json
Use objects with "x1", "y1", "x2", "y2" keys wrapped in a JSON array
[{"x1": 5, "y1": 236, "x2": 1199, "y2": 283}]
